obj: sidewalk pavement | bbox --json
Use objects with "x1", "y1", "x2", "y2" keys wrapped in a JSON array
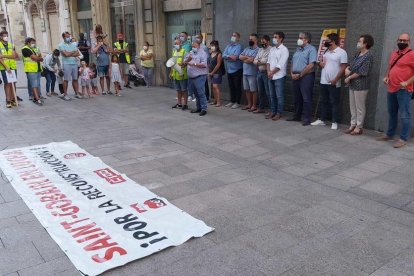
[{"x1": 0, "y1": 73, "x2": 414, "y2": 275}]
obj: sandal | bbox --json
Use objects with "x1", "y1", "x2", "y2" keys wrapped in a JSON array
[
  {"x1": 241, "y1": 106, "x2": 251, "y2": 110},
  {"x1": 209, "y1": 101, "x2": 217, "y2": 105},
  {"x1": 253, "y1": 109, "x2": 264, "y2": 113},
  {"x1": 248, "y1": 108, "x2": 257, "y2": 112},
  {"x1": 344, "y1": 126, "x2": 356, "y2": 134},
  {"x1": 172, "y1": 104, "x2": 182, "y2": 109},
  {"x1": 215, "y1": 104, "x2": 221, "y2": 107},
  {"x1": 350, "y1": 128, "x2": 363, "y2": 135}
]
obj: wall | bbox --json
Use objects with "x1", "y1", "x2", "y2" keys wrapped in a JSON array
[
  {"x1": 6, "y1": 0, "x2": 26, "y2": 50},
  {"x1": 213, "y1": 0, "x2": 257, "y2": 101}
]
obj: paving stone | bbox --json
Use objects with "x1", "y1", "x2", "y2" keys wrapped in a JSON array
[
  {"x1": 338, "y1": 167, "x2": 380, "y2": 182},
  {"x1": 359, "y1": 179, "x2": 405, "y2": 196},
  {"x1": 322, "y1": 174, "x2": 362, "y2": 190},
  {"x1": 0, "y1": 200, "x2": 30, "y2": 219},
  {"x1": 18, "y1": 256, "x2": 75, "y2": 276},
  {"x1": 0, "y1": 242, "x2": 44, "y2": 275}
]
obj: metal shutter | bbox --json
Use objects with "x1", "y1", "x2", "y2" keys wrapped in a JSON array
[{"x1": 258, "y1": 0, "x2": 349, "y2": 113}]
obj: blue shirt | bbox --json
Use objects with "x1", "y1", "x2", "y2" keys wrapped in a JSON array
[
  {"x1": 182, "y1": 41, "x2": 192, "y2": 53},
  {"x1": 292, "y1": 43, "x2": 317, "y2": 73},
  {"x1": 223, "y1": 43, "x2": 243, "y2": 74},
  {"x1": 58, "y1": 42, "x2": 78, "y2": 65},
  {"x1": 96, "y1": 45, "x2": 110, "y2": 66},
  {"x1": 240, "y1": 46, "x2": 259, "y2": 76},
  {"x1": 185, "y1": 49, "x2": 208, "y2": 78}
]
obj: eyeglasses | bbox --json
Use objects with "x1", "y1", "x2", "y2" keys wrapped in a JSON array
[{"x1": 398, "y1": 39, "x2": 410, "y2": 43}]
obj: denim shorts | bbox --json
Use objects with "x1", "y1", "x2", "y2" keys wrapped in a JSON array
[
  {"x1": 81, "y1": 79, "x2": 91, "y2": 87},
  {"x1": 173, "y1": 79, "x2": 188, "y2": 91},
  {"x1": 63, "y1": 64, "x2": 78, "y2": 81},
  {"x1": 243, "y1": 75, "x2": 258, "y2": 92},
  {"x1": 210, "y1": 73, "x2": 222, "y2": 84},
  {"x1": 26, "y1": 72, "x2": 41, "y2": 88},
  {"x1": 1, "y1": 69, "x2": 17, "y2": 85},
  {"x1": 91, "y1": 78, "x2": 98, "y2": 87},
  {"x1": 98, "y1": 65, "x2": 109, "y2": 77}
]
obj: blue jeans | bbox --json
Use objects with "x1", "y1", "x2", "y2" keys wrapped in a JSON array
[
  {"x1": 268, "y1": 77, "x2": 285, "y2": 114},
  {"x1": 386, "y1": 89, "x2": 412, "y2": 141},
  {"x1": 45, "y1": 69, "x2": 56, "y2": 92},
  {"x1": 26, "y1": 72, "x2": 42, "y2": 97},
  {"x1": 293, "y1": 73, "x2": 315, "y2": 123},
  {"x1": 188, "y1": 75, "x2": 207, "y2": 111},
  {"x1": 142, "y1": 67, "x2": 153, "y2": 87},
  {"x1": 320, "y1": 84, "x2": 340, "y2": 123},
  {"x1": 257, "y1": 71, "x2": 269, "y2": 109}
]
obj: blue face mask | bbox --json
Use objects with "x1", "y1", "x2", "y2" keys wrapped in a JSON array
[
  {"x1": 174, "y1": 45, "x2": 180, "y2": 50},
  {"x1": 192, "y1": 47, "x2": 198, "y2": 53},
  {"x1": 179, "y1": 36, "x2": 185, "y2": 42},
  {"x1": 65, "y1": 37, "x2": 71, "y2": 43}
]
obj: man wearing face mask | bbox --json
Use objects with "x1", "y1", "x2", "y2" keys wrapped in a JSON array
[
  {"x1": 195, "y1": 34, "x2": 211, "y2": 101},
  {"x1": 21, "y1": 37, "x2": 43, "y2": 105},
  {"x1": 179, "y1": 32, "x2": 192, "y2": 53},
  {"x1": 289, "y1": 32, "x2": 317, "y2": 126},
  {"x1": 59, "y1": 32, "x2": 80, "y2": 100},
  {"x1": 42, "y1": 49, "x2": 61, "y2": 97},
  {"x1": 183, "y1": 41, "x2": 208, "y2": 116},
  {"x1": 377, "y1": 33, "x2": 414, "y2": 148},
  {"x1": 266, "y1": 32, "x2": 289, "y2": 121},
  {"x1": 240, "y1": 33, "x2": 259, "y2": 112},
  {"x1": 0, "y1": 30, "x2": 21, "y2": 107},
  {"x1": 312, "y1": 33, "x2": 347, "y2": 130},
  {"x1": 114, "y1": 33, "x2": 131, "y2": 89},
  {"x1": 170, "y1": 38, "x2": 189, "y2": 110},
  {"x1": 253, "y1": 35, "x2": 271, "y2": 114},
  {"x1": 223, "y1": 32, "x2": 243, "y2": 108}
]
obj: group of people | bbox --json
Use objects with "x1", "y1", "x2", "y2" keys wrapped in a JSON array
[{"x1": 169, "y1": 30, "x2": 414, "y2": 148}]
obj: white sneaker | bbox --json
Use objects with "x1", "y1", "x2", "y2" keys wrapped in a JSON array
[
  {"x1": 64, "y1": 96, "x2": 71, "y2": 101},
  {"x1": 311, "y1": 119, "x2": 325, "y2": 126},
  {"x1": 75, "y1": 94, "x2": 82, "y2": 99},
  {"x1": 46, "y1": 92, "x2": 52, "y2": 97},
  {"x1": 231, "y1": 103, "x2": 240, "y2": 109},
  {"x1": 192, "y1": 98, "x2": 196, "y2": 102},
  {"x1": 58, "y1": 94, "x2": 64, "y2": 98},
  {"x1": 331, "y1": 123, "x2": 338, "y2": 130},
  {"x1": 188, "y1": 96, "x2": 192, "y2": 101},
  {"x1": 225, "y1": 102, "x2": 233, "y2": 107}
]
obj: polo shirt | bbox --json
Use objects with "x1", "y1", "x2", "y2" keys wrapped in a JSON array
[
  {"x1": 320, "y1": 46, "x2": 348, "y2": 88},
  {"x1": 388, "y1": 48, "x2": 414, "y2": 93},
  {"x1": 292, "y1": 43, "x2": 317, "y2": 73},
  {"x1": 267, "y1": 44, "x2": 289, "y2": 80},
  {"x1": 58, "y1": 42, "x2": 78, "y2": 65},
  {"x1": 185, "y1": 49, "x2": 208, "y2": 78},
  {"x1": 222, "y1": 43, "x2": 243, "y2": 74},
  {"x1": 240, "y1": 46, "x2": 259, "y2": 76}
]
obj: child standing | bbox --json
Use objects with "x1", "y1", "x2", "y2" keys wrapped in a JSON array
[
  {"x1": 110, "y1": 55, "x2": 122, "y2": 96},
  {"x1": 57, "y1": 70, "x2": 64, "y2": 95},
  {"x1": 89, "y1": 63, "x2": 99, "y2": 95},
  {"x1": 79, "y1": 61, "x2": 91, "y2": 98}
]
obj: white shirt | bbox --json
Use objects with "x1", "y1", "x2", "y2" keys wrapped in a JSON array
[
  {"x1": 320, "y1": 46, "x2": 348, "y2": 87},
  {"x1": 267, "y1": 44, "x2": 289, "y2": 80}
]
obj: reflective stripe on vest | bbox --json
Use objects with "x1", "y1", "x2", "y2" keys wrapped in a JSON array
[
  {"x1": 171, "y1": 48, "x2": 187, "y2": 80},
  {"x1": 114, "y1": 42, "x2": 130, "y2": 63},
  {"x1": 22, "y1": 45, "x2": 41, "y2": 73},
  {"x1": 0, "y1": 42, "x2": 16, "y2": 70}
]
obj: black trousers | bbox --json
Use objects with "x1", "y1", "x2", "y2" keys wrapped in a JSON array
[
  {"x1": 293, "y1": 72, "x2": 315, "y2": 123},
  {"x1": 227, "y1": 69, "x2": 243, "y2": 104},
  {"x1": 205, "y1": 78, "x2": 210, "y2": 101}
]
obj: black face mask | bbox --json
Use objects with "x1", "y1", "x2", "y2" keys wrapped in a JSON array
[
  {"x1": 398, "y1": 42, "x2": 408, "y2": 50},
  {"x1": 249, "y1": 40, "x2": 255, "y2": 47},
  {"x1": 324, "y1": 41, "x2": 331, "y2": 48},
  {"x1": 119, "y1": 40, "x2": 124, "y2": 44}
]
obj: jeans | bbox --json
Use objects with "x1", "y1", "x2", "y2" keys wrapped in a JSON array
[
  {"x1": 293, "y1": 73, "x2": 315, "y2": 123},
  {"x1": 26, "y1": 72, "x2": 42, "y2": 97},
  {"x1": 188, "y1": 75, "x2": 208, "y2": 111},
  {"x1": 257, "y1": 71, "x2": 269, "y2": 109},
  {"x1": 386, "y1": 89, "x2": 412, "y2": 141},
  {"x1": 142, "y1": 67, "x2": 153, "y2": 87},
  {"x1": 319, "y1": 84, "x2": 340, "y2": 123},
  {"x1": 45, "y1": 69, "x2": 56, "y2": 92},
  {"x1": 227, "y1": 69, "x2": 243, "y2": 104},
  {"x1": 268, "y1": 77, "x2": 285, "y2": 114}
]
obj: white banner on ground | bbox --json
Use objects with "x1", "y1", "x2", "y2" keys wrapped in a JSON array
[{"x1": 0, "y1": 141, "x2": 214, "y2": 276}]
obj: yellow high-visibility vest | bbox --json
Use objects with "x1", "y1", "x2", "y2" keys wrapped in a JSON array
[
  {"x1": 0, "y1": 42, "x2": 16, "y2": 70},
  {"x1": 114, "y1": 41, "x2": 130, "y2": 64},
  {"x1": 22, "y1": 45, "x2": 42, "y2": 73},
  {"x1": 171, "y1": 48, "x2": 187, "y2": 80}
]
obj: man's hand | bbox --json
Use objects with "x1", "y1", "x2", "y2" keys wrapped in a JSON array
[
  {"x1": 344, "y1": 77, "x2": 351, "y2": 84},
  {"x1": 383, "y1": 76, "x2": 389, "y2": 85},
  {"x1": 292, "y1": 73, "x2": 300, "y2": 80},
  {"x1": 329, "y1": 79, "x2": 337, "y2": 85},
  {"x1": 400, "y1": 81, "x2": 408, "y2": 88},
  {"x1": 267, "y1": 72, "x2": 273, "y2": 79},
  {"x1": 345, "y1": 67, "x2": 351, "y2": 77},
  {"x1": 229, "y1": 55, "x2": 237, "y2": 61}
]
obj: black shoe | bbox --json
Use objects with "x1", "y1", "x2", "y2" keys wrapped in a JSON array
[
  {"x1": 286, "y1": 117, "x2": 301, "y2": 122},
  {"x1": 172, "y1": 104, "x2": 182, "y2": 109},
  {"x1": 16, "y1": 96, "x2": 23, "y2": 101},
  {"x1": 125, "y1": 84, "x2": 132, "y2": 89},
  {"x1": 199, "y1": 110, "x2": 207, "y2": 116},
  {"x1": 191, "y1": 109, "x2": 201, "y2": 113},
  {"x1": 302, "y1": 122, "x2": 310, "y2": 126},
  {"x1": 181, "y1": 105, "x2": 188, "y2": 111}
]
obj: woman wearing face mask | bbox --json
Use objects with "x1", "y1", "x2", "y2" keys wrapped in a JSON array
[
  {"x1": 344, "y1": 34, "x2": 374, "y2": 135},
  {"x1": 139, "y1": 41, "x2": 154, "y2": 88},
  {"x1": 208, "y1": 40, "x2": 223, "y2": 106},
  {"x1": 42, "y1": 49, "x2": 61, "y2": 97}
]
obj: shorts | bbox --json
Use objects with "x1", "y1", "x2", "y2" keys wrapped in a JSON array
[
  {"x1": 81, "y1": 79, "x2": 91, "y2": 87},
  {"x1": 91, "y1": 78, "x2": 98, "y2": 87},
  {"x1": 243, "y1": 75, "x2": 258, "y2": 92},
  {"x1": 98, "y1": 65, "x2": 109, "y2": 77},
  {"x1": 210, "y1": 73, "x2": 222, "y2": 84},
  {"x1": 26, "y1": 72, "x2": 41, "y2": 88},
  {"x1": 119, "y1": 63, "x2": 129, "y2": 74},
  {"x1": 173, "y1": 79, "x2": 188, "y2": 91},
  {"x1": 63, "y1": 64, "x2": 79, "y2": 81},
  {"x1": 1, "y1": 69, "x2": 17, "y2": 85}
]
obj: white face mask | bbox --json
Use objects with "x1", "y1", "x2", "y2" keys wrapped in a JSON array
[
  {"x1": 2, "y1": 36, "x2": 8, "y2": 42},
  {"x1": 297, "y1": 39, "x2": 304, "y2": 46},
  {"x1": 272, "y1": 38, "x2": 278, "y2": 46},
  {"x1": 356, "y1": 42, "x2": 363, "y2": 50},
  {"x1": 143, "y1": 46, "x2": 148, "y2": 50},
  {"x1": 210, "y1": 46, "x2": 216, "y2": 52},
  {"x1": 30, "y1": 43, "x2": 36, "y2": 48}
]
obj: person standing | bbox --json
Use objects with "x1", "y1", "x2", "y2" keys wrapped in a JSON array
[
  {"x1": 223, "y1": 32, "x2": 243, "y2": 108},
  {"x1": 170, "y1": 38, "x2": 189, "y2": 110},
  {"x1": 179, "y1": 32, "x2": 192, "y2": 53},
  {"x1": 0, "y1": 30, "x2": 21, "y2": 106},
  {"x1": 267, "y1": 32, "x2": 289, "y2": 121},
  {"x1": 21, "y1": 37, "x2": 43, "y2": 105},
  {"x1": 92, "y1": 35, "x2": 111, "y2": 95},
  {"x1": 288, "y1": 32, "x2": 317, "y2": 126},
  {"x1": 377, "y1": 33, "x2": 414, "y2": 148},
  {"x1": 78, "y1": 33, "x2": 90, "y2": 64},
  {"x1": 195, "y1": 34, "x2": 211, "y2": 101},
  {"x1": 253, "y1": 35, "x2": 271, "y2": 114},
  {"x1": 208, "y1": 40, "x2": 223, "y2": 107},
  {"x1": 113, "y1": 33, "x2": 131, "y2": 88},
  {"x1": 59, "y1": 32, "x2": 81, "y2": 100},
  {"x1": 312, "y1": 33, "x2": 348, "y2": 130},
  {"x1": 240, "y1": 33, "x2": 259, "y2": 111},
  {"x1": 184, "y1": 41, "x2": 208, "y2": 116},
  {"x1": 139, "y1": 41, "x2": 154, "y2": 88},
  {"x1": 43, "y1": 49, "x2": 61, "y2": 97},
  {"x1": 344, "y1": 34, "x2": 374, "y2": 135}
]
